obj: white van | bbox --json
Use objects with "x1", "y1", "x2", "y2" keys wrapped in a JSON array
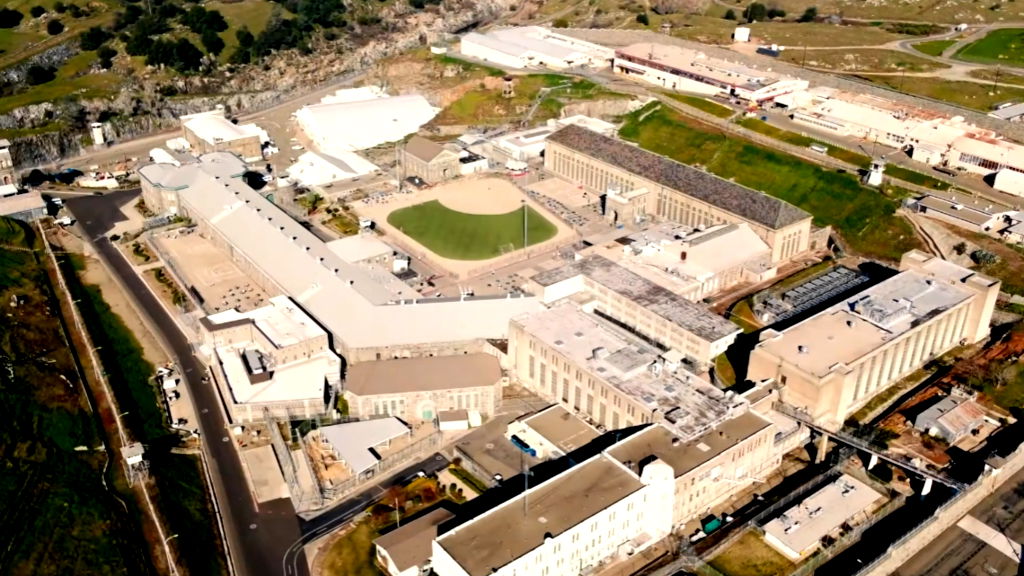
[{"x1": 809, "y1": 143, "x2": 829, "y2": 154}]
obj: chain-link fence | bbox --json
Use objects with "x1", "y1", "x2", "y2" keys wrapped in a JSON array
[{"x1": 266, "y1": 410, "x2": 323, "y2": 511}]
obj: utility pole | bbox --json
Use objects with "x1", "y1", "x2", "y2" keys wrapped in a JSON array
[{"x1": 801, "y1": 44, "x2": 807, "y2": 69}]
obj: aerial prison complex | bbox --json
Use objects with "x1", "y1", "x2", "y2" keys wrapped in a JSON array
[{"x1": 133, "y1": 103, "x2": 1003, "y2": 576}]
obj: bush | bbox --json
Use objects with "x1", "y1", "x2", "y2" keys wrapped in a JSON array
[
  {"x1": 766, "y1": 7, "x2": 785, "y2": 17},
  {"x1": 80, "y1": 26, "x2": 110, "y2": 50},
  {"x1": 25, "y1": 65, "x2": 56, "y2": 85},
  {"x1": 53, "y1": 1, "x2": 66, "y2": 12},
  {"x1": 552, "y1": 17, "x2": 569, "y2": 27},
  {"x1": 66, "y1": 4, "x2": 83, "y2": 17},
  {"x1": 723, "y1": 8, "x2": 736, "y2": 19},
  {"x1": 953, "y1": 241, "x2": 967, "y2": 256},
  {"x1": 46, "y1": 19, "x2": 64, "y2": 35},
  {"x1": 972, "y1": 249, "x2": 998, "y2": 265},
  {"x1": 635, "y1": 11, "x2": 649, "y2": 24},
  {"x1": 201, "y1": 29, "x2": 224, "y2": 55},
  {"x1": 0, "y1": 8, "x2": 24, "y2": 28},
  {"x1": 98, "y1": 45, "x2": 116, "y2": 68},
  {"x1": 29, "y1": 5, "x2": 46, "y2": 17},
  {"x1": 742, "y1": 1, "x2": 765, "y2": 21},
  {"x1": 798, "y1": 6, "x2": 817, "y2": 22}
]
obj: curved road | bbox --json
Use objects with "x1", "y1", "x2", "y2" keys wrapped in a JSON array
[{"x1": 66, "y1": 189, "x2": 307, "y2": 576}]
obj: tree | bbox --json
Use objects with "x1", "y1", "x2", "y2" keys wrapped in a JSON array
[
  {"x1": 25, "y1": 64, "x2": 55, "y2": 85},
  {"x1": 953, "y1": 241, "x2": 967, "y2": 255},
  {"x1": 798, "y1": 6, "x2": 817, "y2": 22},
  {"x1": 201, "y1": 28, "x2": 225, "y2": 55},
  {"x1": 236, "y1": 26, "x2": 254, "y2": 47},
  {"x1": 98, "y1": 45, "x2": 116, "y2": 68},
  {"x1": 66, "y1": 3, "x2": 83, "y2": 17},
  {"x1": 46, "y1": 18, "x2": 64, "y2": 35},
  {"x1": 723, "y1": 8, "x2": 736, "y2": 19},
  {"x1": 53, "y1": 1, "x2": 66, "y2": 13},
  {"x1": 80, "y1": 26, "x2": 110, "y2": 50},
  {"x1": 635, "y1": 11, "x2": 649, "y2": 24},
  {"x1": 766, "y1": 7, "x2": 785, "y2": 17},
  {"x1": 29, "y1": 5, "x2": 46, "y2": 17},
  {"x1": 742, "y1": 1, "x2": 766, "y2": 22},
  {"x1": 971, "y1": 249, "x2": 998, "y2": 266},
  {"x1": 172, "y1": 38, "x2": 203, "y2": 71},
  {"x1": 0, "y1": 8, "x2": 24, "y2": 28}
]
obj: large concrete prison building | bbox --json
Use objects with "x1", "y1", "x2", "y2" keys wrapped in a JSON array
[
  {"x1": 748, "y1": 250, "x2": 999, "y2": 430},
  {"x1": 139, "y1": 153, "x2": 542, "y2": 363},
  {"x1": 544, "y1": 125, "x2": 816, "y2": 263}
]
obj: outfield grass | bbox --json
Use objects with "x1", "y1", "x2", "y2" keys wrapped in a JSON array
[
  {"x1": 0, "y1": 217, "x2": 155, "y2": 576},
  {"x1": 859, "y1": 74, "x2": 1024, "y2": 111},
  {"x1": 388, "y1": 200, "x2": 557, "y2": 260},
  {"x1": 620, "y1": 105, "x2": 922, "y2": 260},
  {"x1": 737, "y1": 118, "x2": 870, "y2": 166},
  {"x1": 667, "y1": 93, "x2": 734, "y2": 118},
  {"x1": 914, "y1": 39, "x2": 956, "y2": 57},
  {"x1": 957, "y1": 28, "x2": 1024, "y2": 66}
]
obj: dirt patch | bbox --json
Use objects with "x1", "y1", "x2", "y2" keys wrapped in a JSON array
[
  {"x1": 81, "y1": 261, "x2": 168, "y2": 366},
  {"x1": 435, "y1": 177, "x2": 526, "y2": 215}
]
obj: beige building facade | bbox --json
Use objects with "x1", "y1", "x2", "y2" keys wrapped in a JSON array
[
  {"x1": 749, "y1": 250, "x2": 1000, "y2": 430},
  {"x1": 343, "y1": 354, "x2": 503, "y2": 422},
  {"x1": 544, "y1": 125, "x2": 816, "y2": 264},
  {"x1": 402, "y1": 136, "x2": 461, "y2": 183}
]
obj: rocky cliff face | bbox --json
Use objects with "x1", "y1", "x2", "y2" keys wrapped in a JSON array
[{"x1": 5, "y1": 0, "x2": 516, "y2": 167}]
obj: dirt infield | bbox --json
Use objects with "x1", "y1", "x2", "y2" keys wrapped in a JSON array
[
  {"x1": 434, "y1": 178, "x2": 526, "y2": 215},
  {"x1": 354, "y1": 175, "x2": 578, "y2": 279}
]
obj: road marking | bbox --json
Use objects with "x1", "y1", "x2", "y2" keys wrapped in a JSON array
[{"x1": 958, "y1": 515, "x2": 1022, "y2": 563}]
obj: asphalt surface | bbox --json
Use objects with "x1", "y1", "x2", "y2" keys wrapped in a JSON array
[
  {"x1": 896, "y1": 464, "x2": 1024, "y2": 576},
  {"x1": 66, "y1": 189, "x2": 306, "y2": 576}
]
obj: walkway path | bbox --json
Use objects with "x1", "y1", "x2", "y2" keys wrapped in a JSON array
[{"x1": 957, "y1": 515, "x2": 1022, "y2": 563}]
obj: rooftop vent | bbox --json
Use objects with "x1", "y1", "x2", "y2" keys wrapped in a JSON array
[
  {"x1": 538, "y1": 517, "x2": 548, "y2": 524},
  {"x1": 671, "y1": 437, "x2": 681, "y2": 447},
  {"x1": 798, "y1": 345, "x2": 808, "y2": 354},
  {"x1": 846, "y1": 320, "x2": 855, "y2": 328}
]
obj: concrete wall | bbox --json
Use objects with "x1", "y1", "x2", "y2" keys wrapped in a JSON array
[{"x1": 345, "y1": 380, "x2": 501, "y2": 422}]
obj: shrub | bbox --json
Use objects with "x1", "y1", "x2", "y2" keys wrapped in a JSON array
[
  {"x1": 25, "y1": 65, "x2": 56, "y2": 85},
  {"x1": 635, "y1": 11, "x2": 649, "y2": 24},
  {"x1": 54, "y1": 1, "x2": 67, "y2": 13},
  {"x1": 46, "y1": 19, "x2": 64, "y2": 35},
  {"x1": 80, "y1": 26, "x2": 111, "y2": 50},
  {"x1": 0, "y1": 8, "x2": 24, "y2": 28},
  {"x1": 30, "y1": 5, "x2": 46, "y2": 18},
  {"x1": 723, "y1": 8, "x2": 736, "y2": 19},
  {"x1": 98, "y1": 45, "x2": 117, "y2": 69},
  {"x1": 552, "y1": 17, "x2": 569, "y2": 27},
  {"x1": 798, "y1": 6, "x2": 817, "y2": 22}
]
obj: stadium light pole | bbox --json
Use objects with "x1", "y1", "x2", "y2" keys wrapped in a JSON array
[{"x1": 522, "y1": 199, "x2": 527, "y2": 257}]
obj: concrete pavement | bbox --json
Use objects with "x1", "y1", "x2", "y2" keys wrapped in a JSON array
[{"x1": 67, "y1": 189, "x2": 306, "y2": 576}]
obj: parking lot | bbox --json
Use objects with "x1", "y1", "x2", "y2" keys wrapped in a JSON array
[{"x1": 152, "y1": 229, "x2": 274, "y2": 313}]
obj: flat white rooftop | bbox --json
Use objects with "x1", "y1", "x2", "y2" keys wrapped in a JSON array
[
  {"x1": 217, "y1": 347, "x2": 332, "y2": 404},
  {"x1": 284, "y1": 150, "x2": 380, "y2": 188},
  {"x1": 616, "y1": 43, "x2": 792, "y2": 90},
  {"x1": 325, "y1": 234, "x2": 393, "y2": 264},
  {"x1": 462, "y1": 26, "x2": 612, "y2": 66},
  {"x1": 763, "y1": 474, "x2": 882, "y2": 560},
  {"x1": 295, "y1": 92, "x2": 439, "y2": 153},
  {"x1": 205, "y1": 295, "x2": 325, "y2": 348},
  {"x1": 181, "y1": 110, "x2": 265, "y2": 146}
]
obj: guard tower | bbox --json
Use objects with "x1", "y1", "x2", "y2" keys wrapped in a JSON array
[
  {"x1": 502, "y1": 75, "x2": 516, "y2": 99},
  {"x1": 0, "y1": 139, "x2": 14, "y2": 186},
  {"x1": 863, "y1": 158, "x2": 885, "y2": 187}
]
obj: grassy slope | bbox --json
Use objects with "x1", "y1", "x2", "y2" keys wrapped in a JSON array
[
  {"x1": 58, "y1": 254, "x2": 227, "y2": 576},
  {"x1": 667, "y1": 93, "x2": 733, "y2": 118},
  {"x1": 858, "y1": 74, "x2": 1024, "y2": 111},
  {"x1": 914, "y1": 39, "x2": 956, "y2": 57},
  {"x1": 0, "y1": 217, "x2": 155, "y2": 576},
  {"x1": 957, "y1": 28, "x2": 1024, "y2": 66},
  {"x1": 621, "y1": 104, "x2": 922, "y2": 261},
  {"x1": 387, "y1": 200, "x2": 558, "y2": 260}
]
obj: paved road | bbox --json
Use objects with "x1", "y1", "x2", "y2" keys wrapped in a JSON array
[
  {"x1": 896, "y1": 464, "x2": 1024, "y2": 576},
  {"x1": 66, "y1": 189, "x2": 306, "y2": 576},
  {"x1": 282, "y1": 453, "x2": 451, "y2": 576}
]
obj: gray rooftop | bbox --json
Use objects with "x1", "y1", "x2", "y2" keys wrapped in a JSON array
[
  {"x1": 532, "y1": 255, "x2": 740, "y2": 342},
  {"x1": 546, "y1": 124, "x2": 811, "y2": 230},
  {"x1": 436, "y1": 454, "x2": 642, "y2": 576},
  {"x1": 521, "y1": 405, "x2": 599, "y2": 453},
  {"x1": 317, "y1": 418, "x2": 410, "y2": 474}
]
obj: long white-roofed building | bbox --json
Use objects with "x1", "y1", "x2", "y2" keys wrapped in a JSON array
[
  {"x1": 145, "y1": 152, "x2": 543, "y2": 364},
  {"x1": 294, "y1": 88, "x2": 439, "y2": 154},
  {"x1": 460, "y1": 26, "x2": 613, "y2": 70}
]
